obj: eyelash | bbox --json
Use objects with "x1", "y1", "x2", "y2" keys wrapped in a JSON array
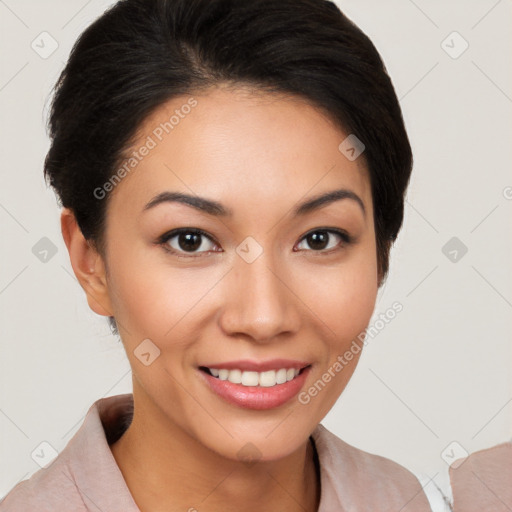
[{"x1": 156, "y1": 227, "x2": 354, "y2": 259}]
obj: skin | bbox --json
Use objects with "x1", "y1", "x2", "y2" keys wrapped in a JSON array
[{"x1": 61, "y1": 84, "x2": 379, "y2": 512}]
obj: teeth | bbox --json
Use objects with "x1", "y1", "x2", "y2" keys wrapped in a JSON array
[
  {"x1": 276, "y1": 368, "x2": 287, "y2": 384},
  {"x1": 242, "y1": 371, "x2": 259, "y2": 386},
  {"x1": 207, "y1": 367, "x2": 302, "y2": 387}
]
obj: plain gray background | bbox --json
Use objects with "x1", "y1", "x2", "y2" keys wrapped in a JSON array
[{"x1": 1, "y1": 0, "x2": 511, "y2": 501}]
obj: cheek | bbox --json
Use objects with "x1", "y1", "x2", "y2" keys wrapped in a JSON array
[
  {"x1": 294, "y1": 257, "x2": 377, "y2": 415},
  {"x1": 105, "y1": 243, "x2": 227, "y2": 344},
  {"x1": 335, "y1": 266, "x2": 378, "y2": 334},
  {"x1": 297, "y1": 251, "x2": 378, "y2": 340},
  {"x1": 295, "y1": 248, "x2": 377, "y2": 379}
]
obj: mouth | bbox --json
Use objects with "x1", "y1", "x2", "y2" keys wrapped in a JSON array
[
  {"x1": 199, "y1": 365, "x2": 311, "y2": 388},
  {"x1": 198, "y1": 363, "x2": 312, "y2": 410},
  {"x1": 196, "y1": 358, "x2": 313, "y2": 410}
]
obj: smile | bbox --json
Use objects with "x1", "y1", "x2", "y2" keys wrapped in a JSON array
[
  {"x1": 198, "y1": 363, "x2": 312, "y2": 410},
  {"x1": 200, "y1": 366, "x2": 308, "y2": 387}
]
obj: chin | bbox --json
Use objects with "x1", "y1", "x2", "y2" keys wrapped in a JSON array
[{"x1": 194, "y1": 416, "x2": 314, "y2": 464}]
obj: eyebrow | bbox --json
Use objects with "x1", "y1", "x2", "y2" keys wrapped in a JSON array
[{"x1": 142, "y1": 188, "x2": 366, "y2": 218}]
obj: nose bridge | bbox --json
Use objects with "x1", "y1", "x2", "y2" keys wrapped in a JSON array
[{"x1": 219, "y1": 244, "x2": 300, "y2": 342}]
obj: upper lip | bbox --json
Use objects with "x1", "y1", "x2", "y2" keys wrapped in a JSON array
[{"x1": 199, "y1": 359, "x2": 312, "y2": 372}]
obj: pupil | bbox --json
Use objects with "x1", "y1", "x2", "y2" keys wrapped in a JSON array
[
  {"x1": 308, "y1": 231, "x2": 328, "y2": 250},
  {"x1": 179, "y1": 233, "x2": 201, "y2": 251}
]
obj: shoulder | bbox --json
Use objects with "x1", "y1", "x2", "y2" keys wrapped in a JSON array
[
  {"x1": 312, "y1": 423, "x2": 432, "y2": 511},
  {"x1": 0, "y1": 454, "x2": 86, "y2": 511},
  {"x1": 449, "y1": 440, "x2": 512, "y2": 512},
  {"x1": 0, "y1": 394, "x2": 137, "y2": 512}
]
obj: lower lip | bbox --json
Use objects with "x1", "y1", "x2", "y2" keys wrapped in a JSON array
[{"x1": 199, "y1": 366, "x2": 311, "y2": 410}]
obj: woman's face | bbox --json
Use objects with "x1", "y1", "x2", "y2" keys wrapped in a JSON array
[{"x1": 97, "y1": 85, "x2": 378, "y2": 461}]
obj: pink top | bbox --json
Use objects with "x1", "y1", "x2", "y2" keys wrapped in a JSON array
[
  {"x1": 0, "y1": 393, "x2": 431, "y2": 511},
  {"x1": 449, "y1": 441, "x2": 512, "y2": 512}
]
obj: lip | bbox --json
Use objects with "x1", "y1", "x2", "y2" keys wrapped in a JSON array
[
  {"x1": 198, "y1": 359, "x2": 311, "y2": 372},
  {"x1": 198, "y1": 364, "x2": 312, "y2": 410}
]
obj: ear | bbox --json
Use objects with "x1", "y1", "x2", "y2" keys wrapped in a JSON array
[{"x1": 60, "y1": 208, "x2": 114, "y2": 317}]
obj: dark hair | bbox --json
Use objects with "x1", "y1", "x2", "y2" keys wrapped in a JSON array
[{"x1": 44, "y1": 0, "x2": 413, "y2": 337}]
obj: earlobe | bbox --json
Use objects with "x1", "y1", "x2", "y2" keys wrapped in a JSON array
[{"x1": 60, "y1": 208, "x2": 114, "y2": 317}]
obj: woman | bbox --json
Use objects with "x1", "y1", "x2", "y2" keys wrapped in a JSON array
[{"x1": 0, "y1": 0, "x2": 434, "y2": 510}]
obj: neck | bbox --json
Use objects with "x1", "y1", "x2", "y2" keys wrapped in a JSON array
[{"x1": 110, "y1": 389, "x2": 320, "y2": 512}]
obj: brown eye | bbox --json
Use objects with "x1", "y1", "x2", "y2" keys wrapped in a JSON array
[
  {"x1": 174, "y1": 232, "x2": 204, "y2": 252},
  {"x1": 295, "y1": 229, "x2": 352, "y2": 253},
  {"x1": 158, "y1": 228, "x2": 220, "y2": 257}
]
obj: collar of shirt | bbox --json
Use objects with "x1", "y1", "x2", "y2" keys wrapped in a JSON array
[{"x1": 1, "y1": 393, "x2": 432, "y2": 512}]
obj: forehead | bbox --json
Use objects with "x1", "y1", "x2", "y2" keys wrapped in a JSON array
[{"x1": 108, "y1": 85, "x2": 372, "y2": 218}]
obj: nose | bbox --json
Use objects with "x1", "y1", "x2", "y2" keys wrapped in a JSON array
[{"x1": 218, "y1": 251, "x2": 302, "y2": 343}]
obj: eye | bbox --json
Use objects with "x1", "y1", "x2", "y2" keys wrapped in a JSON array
[
  {"x1": 295, "y1": 228, "x2": 353, "y2": 254},
  {"x1": 157, "y1": 228, "x2": 220, "y2": 258},
  {"x1": 157, "y1": 227, "x2": 354, "y2": 259}
]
